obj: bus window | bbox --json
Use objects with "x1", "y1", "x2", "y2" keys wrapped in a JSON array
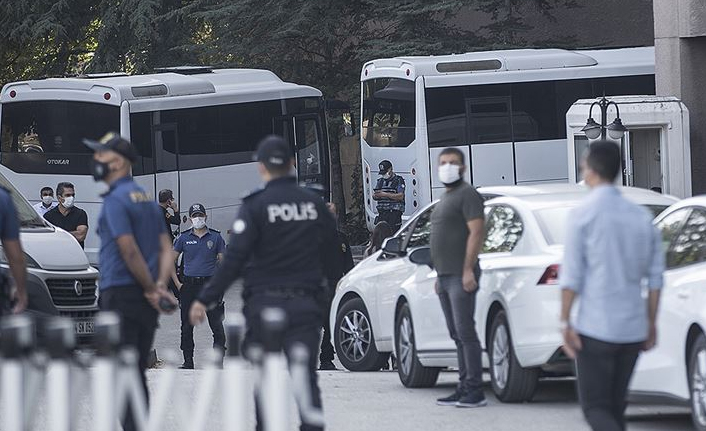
[
  {"x1": 466, "y1": 97, "x2": 512, "y2": 144},
  {"x1": 129, "y1": 112, "x2": 155, "y2": 175},
  {"x1": 295, "y1": 118, "x2": 322, "y2": 177},
  {"x1": 511, "y1": 81, "x2": 559, "y2": 142},
  {"x1": 425, "y1": 87, "x2": 466, "y2": 148},
  {"x1": 592, "y1": 75, "x2": 655, "y2": 98},
  {"x1": 362, "y1": 78, "x2": 416, "y2": 147},
  {"x1": 0, "y1": 101, "x2": 119, "y2": 174}
]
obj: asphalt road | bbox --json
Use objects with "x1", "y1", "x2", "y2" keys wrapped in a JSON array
[{"x1": 144, "y1": 282, "x2": 694, "y2": 431}]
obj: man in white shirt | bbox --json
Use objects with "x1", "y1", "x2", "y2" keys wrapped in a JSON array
[{"x1": 32, "y1": 186, "x2": 57, "y2": 216}]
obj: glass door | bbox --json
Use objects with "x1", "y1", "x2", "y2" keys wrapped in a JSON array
[{"x1": 273, "y1": 114, "x2": 327, "y2": 188}]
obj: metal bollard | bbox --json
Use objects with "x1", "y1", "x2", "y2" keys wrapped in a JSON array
[
  {"x1": 289, "y1": 343, "x2": 325, "y2": 428},
  {"x1": 45, "y1": 317, "x2": 76, "y2": 431},
  {"x1": 223, "y1": 313, "x2": 248, "y2": 431},
  {"x1": 93, "y1": 312, "x2": 121, "y2": 431},
  {"x1": 260, "y1": 307, "x2": 289, "y2": 431},
  {"x1": 0, "y1": 314, "x2": 34, "y2": 431}
]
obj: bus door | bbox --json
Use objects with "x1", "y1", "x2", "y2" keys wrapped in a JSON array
[
  {"x1": 465, "y1": 97, "x2": 516, "y2": 187},
  {"x1": 153, "y1": 123, "x2": 181, "y2": 228},
  {"x1": 273, "y1": 115, "x2": 327, "y2": 190}
]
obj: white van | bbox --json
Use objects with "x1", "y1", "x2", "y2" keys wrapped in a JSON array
[{"x1": 0, "y1": 173, "x2": 98, "y2": 337}]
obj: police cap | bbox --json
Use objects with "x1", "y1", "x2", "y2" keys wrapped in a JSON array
[
  {"x1": 378, "y1": 160, "x2": 392, "y2": 175},
  {"x1": 189, "y1": 203, "x2": 206, "y2": 217},
  {"x1": 83, "y1": 132, "x2": 138, "y2": 163},
  {"x1": 254, "y1": 135, "x2": 292, "y2": 167}
]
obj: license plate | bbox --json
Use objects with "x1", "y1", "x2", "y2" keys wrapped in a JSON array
[{"x1": 75, "y1": 320, "x2": 95, "y2": 335}]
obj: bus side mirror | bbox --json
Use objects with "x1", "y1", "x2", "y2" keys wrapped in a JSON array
[{"x1": 342, "y1": 111, "x2": 356, "y2": 137}]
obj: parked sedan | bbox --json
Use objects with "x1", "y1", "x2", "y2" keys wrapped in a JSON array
[
  {"x1": 330, "y1": 185, "x2": 676, "y2": 402},
  {"x1": 630, "y1": 196, "x2": 706, "y2": 431}
]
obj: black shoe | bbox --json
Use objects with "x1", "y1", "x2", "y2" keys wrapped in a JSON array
[
  {"x1": 455, "y1": 392, "x2": 487, "y2": 408},
  {"x1": 319, "y1": 361, "x2": 338, "y2": 371},
  {"x1": 436, "y1": 390, "x2": 463, "y2": 406},
  {"x1": 179, "y1": 360, "x2": 194, "y2": 370}
]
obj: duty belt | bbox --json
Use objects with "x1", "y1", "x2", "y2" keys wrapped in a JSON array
[{"x1": 183, "y1": 276, "x2": 212, "y2": 285}]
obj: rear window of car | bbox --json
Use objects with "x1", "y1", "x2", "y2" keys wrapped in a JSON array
[{"x1": 534, "y1": 203, "x2": 672, "y2": 245}]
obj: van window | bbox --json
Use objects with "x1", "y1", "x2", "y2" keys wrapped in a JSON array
[{"x1": 0, "y1": 174, "x2": 47, "y2": 228}]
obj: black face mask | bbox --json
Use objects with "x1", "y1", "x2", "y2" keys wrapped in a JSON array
[{"x1": 90, "y1": 159, "x2": 111, "y2": 182}]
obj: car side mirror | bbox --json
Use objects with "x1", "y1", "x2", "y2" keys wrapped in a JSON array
[
  {"x1": 408, "y1": 247, "x2": 433, "y2": 268},
  {"x1": 382, "y1": 237, "x2": 404, "y2": 256}
]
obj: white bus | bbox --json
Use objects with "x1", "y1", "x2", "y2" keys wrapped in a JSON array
[
  {"x1": 1, "y1": 67, "x2": 334, "y2": 265},
  {"x1": 359, "y1": 47, "x2": 655, "y2": 228}
]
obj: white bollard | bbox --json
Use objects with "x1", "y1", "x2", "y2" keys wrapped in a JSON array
[
  {"x1": 223, "y1": 313, "x2": 249, "y2": 431},
  {"x1": 45, "y1": 317, "x2": 76, "y2": 431},
  {"x1": 0, "y1": 314, "x2": 34, "y2": 431},
  {"x1": 260, "y1": 308, "x2": 290, "y2": 431},
  {"x1": 92, "y1": 312, "x2": 121, "y2": 431}
]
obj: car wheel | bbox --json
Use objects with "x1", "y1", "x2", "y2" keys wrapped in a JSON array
[
  {"x1": 335, "y1": 297, "x2": 389, "y2": 371},
  {"x1": 395, "y1": 303, "x2": 441, "y2": 388},
  {"x1": 689, "y1": 334, "x2": 706, "y2": 431},
  {"x1": 489, "y1": 310, "x2": 539, "y2": 402}
]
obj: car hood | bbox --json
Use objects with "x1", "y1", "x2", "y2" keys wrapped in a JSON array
[{"x1": 20, "y1": 227, "x2": 90, "y2": 271}]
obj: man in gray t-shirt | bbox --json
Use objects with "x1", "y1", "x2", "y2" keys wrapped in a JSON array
[{"x1": 430, "y1": 147, "x2": 486, "y2": 408}]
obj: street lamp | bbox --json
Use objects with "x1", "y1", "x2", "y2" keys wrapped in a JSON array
[{"x1": 581, "y1": 97, "x2": 628, "y2": 140}]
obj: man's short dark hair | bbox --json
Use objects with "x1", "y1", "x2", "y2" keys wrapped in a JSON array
[
  {"x1": 439, "y1": 147, "x2": 465, "y2": 165},
  {"x1": 40, "y1": 186, "x2": 53, "y2": 196},
  {"x1": 158, "y1": 189, "x2": 174, "y2": 203},
  {"x1": 56, "y1": 182, "x2": 74, "y2": 197},
  {"x1": 586, "y1": 140, "x2": 621, "y2": 182}
]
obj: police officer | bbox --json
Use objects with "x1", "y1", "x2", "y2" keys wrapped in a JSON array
[
  {"x1": 0, "y1": 186, "x2": 27, "y2": 316},
  {"x1": 319, "y1": 202, "x2": 354, "y2": 371},
  {"x1": 83, "y1": 132, "x2": 177, "y2": 431},
  {"x1": 189, "y1": 135, "x2": 338, "y2": 431},
  {"x1": 173, "y1": 203, "x2": 226, "y2": 369},
  {"x1": 373, "y1": 160, "x2": 405, "y2": 231}
]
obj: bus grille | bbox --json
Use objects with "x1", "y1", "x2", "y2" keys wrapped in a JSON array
[{"x1": 46, "y1": 278, "x2": 98, "y2": 307}]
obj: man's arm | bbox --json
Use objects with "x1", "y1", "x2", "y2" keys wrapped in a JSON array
[
  {"x1": 644, "y1": 224, "x2": 665, "y2": 350},
  {"x1": 3, "y1": 240, "x2": 27, "y2": 313},
  {"x1": 462, "y1": 218, "x2": 484, "y2": 292},
  {"x1": 558, "y1": 210, "x2": 585, "y2": 359},
  {"x1": 71, "y1": 225, "x2": 88, "y2": 243}
]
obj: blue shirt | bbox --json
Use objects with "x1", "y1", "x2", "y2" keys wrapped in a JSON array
[
  {"x1": 560, "y1": 185, "x2": 664, "y2": 343},
  {"x1": 0, "y1": 188, "x2": 20, "y2": 241},
  {"x1": 174, "y1": 228, "x2": 226, "y2": 277},
  {"x1": 97, "y1": 177, "x2": 166, "y2": 290}
]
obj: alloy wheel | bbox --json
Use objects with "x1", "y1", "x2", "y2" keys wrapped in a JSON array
[
  {"x1": 692, "y1": 349, "x2": 706, "y2": 426},
  {"x1": 398, "y1": 316, "x2": 414, "y2": 376},
  {"x1": 492, "y1": 322, "x2": 510, "y2": 390},
  {"x1": 339, "y1": 310, "x2": 372, "y2": 363}
]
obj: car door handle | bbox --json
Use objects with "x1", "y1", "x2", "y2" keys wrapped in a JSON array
[{"x1": 677, "y1": 289, "x2": 690, "y2": 299}]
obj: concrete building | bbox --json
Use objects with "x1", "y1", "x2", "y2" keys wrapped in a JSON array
[{"x1": 654, "y1": 0, "x2": 706, "y2": 194}]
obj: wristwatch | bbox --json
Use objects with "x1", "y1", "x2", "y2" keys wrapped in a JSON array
[{"x1": 559, "y1": 320, "x2": 571, "y2": 331}]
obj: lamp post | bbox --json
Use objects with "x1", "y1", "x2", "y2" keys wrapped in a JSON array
[{"x1": 581, "y1": 97, "x2": 628, "y2": 140}]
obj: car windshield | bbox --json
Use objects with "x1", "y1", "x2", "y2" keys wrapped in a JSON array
[
  {"x1": 0, "y1": 173, "x2": 48, "y2": 228},
  {"x1": 534, "y1": 203, "x2": 670, "y2": 245}
]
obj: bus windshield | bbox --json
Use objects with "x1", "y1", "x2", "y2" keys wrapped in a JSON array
[
  {"x1": 1, "y1": 101, "x2": 120, "y2": 175},
  {"x1": 0, "y1": 173, "x2": 48, "y2": 228},
  {"x1": 362, "y1": 78, "x2": 416, "y2": 148}
]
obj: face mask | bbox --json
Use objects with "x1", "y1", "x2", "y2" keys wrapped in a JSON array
[
  {"x1": 382, "y1": 171, "x2": 392, "y2": 180},
  {"x1": 191, "y1": 217, "x2": 207, "y2": 230},
  {"x1": 42, "y1": 196, "x2": 53, "y2": 206},
  {"x1": 63, "y1": 196, "x2": 75, "y2": 208},
  {"x1": 438, "y1": 163, "x2": 462, "y2": 185},
  {"x1": 90, "y1": 159, "x2": 111, "y2": 182}
]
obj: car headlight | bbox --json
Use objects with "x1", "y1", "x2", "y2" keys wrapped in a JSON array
[{"x1": 0, "y1": 247, "x2": 40, "y2": 269}]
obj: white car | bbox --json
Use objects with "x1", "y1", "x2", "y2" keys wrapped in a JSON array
[
  {"x1": 331, "y1": 184, "x2": 676, "y2": 402},
  {"x1": 630, "y1": 196, "x2": 706, "y2": 431}
]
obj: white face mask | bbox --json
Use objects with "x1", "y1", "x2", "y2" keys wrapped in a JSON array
[
  {"x1": 382, "y1": 171, "x2": 392, "y2": 180},
  {"x1": 191, "y1": 217, "x2": 207, "y2": 230},
  {"x1": 62, "y1": 196, "x2": 75, "y2": 208},
  {"x1": 438, "y1": 163, "x2": 462, "y2": 185},
  {"x1": 42, "y1": 196, "x2": 53, "y2": 206}
]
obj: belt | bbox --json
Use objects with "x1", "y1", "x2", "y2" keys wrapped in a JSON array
[{"x1": 183, "y1": 276, "x2": 212, "y2": 285}]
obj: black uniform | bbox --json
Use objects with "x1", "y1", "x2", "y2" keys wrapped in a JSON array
[
  {"x1": 199, "y1": 176, "x2": 338, "y2": 431},
  {"x1": 319, "y1": 230, "x2": 354, "y2": 364}
]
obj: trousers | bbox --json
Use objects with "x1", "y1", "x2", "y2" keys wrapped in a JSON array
[
  {"x1": 319, "y1": 284, "x2": 336, "y2": 363},
  {"x1": 179, "y1": 282, "x2": 226, "y2": 356},
  {"x1": 244, "y1": 292, "x2": 324, "y2": 431},
  {"x1": 576, "y1": 335, "x2": 642, "y2": 431},
  {"x1": 99, "y1": 285, "x2": 158, "y2": 431},
  {"x1": 377, "y1": 209, "x2": 403, "y2": 232},
  {"x1": 437, "y1": 274, "x2": 483, "y2": 394}
]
